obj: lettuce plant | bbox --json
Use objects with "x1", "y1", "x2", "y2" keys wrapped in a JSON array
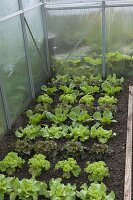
[
  {"x1": 98, "y1": 95, "x2": 117, "y2": 111},
  {"x1": 98, "y1": 95, "x2": 117, "y2": 106},
  {"x1": 87, "y1": 74, "x2": 103, "y2": 86},
  {"x1": 0, "y1": 152, "x2": 25, "y2": 175},
  {"x1": 77, "y1": 182, "x2": 115, "y2": 200},
  {"x1": 34, "y1": 103, "x2": 51, "y2": 113},
  {"x1": 0, "y1": 175, "x2": 49, "y2": 200},
  {"x1": 33, "y1": 140, "x2": 58, "y2": 161},
  {"x1": 0, "y1": 174, "x2": 8, "y2": 199},
  {"x1": 68, "y1": 106, "x2": 93, "y2": 123},
  {"x1": 46, "y1": 107, "x2": 68, "y2": 124},
  {"x1": 15, "y1": 124, "x2": 41, "y2": 140},
  {"x1": 37, "y1": 94, "x2": 53, "y2": 104},
  {"x1": 93, "y1": 110, "x2": 117, "y2": 124},
  {"x1": 79, "y1": 94, "x2": 94, "y2": 106},
  {"x1": 49, "y1": 178, "x2": 76, "y2": 200},
  {"x1": 26, "y1": 110, "x2": 45, "y2": 124},
  {"x1": 41, "y1": 124, "x2": 68, "y2": 139},
  {"x1": 60, "y1": 85, "x2": 75, "y2": 94},
  {"x1": 106, "y1": 73, "x2": 124, "y2": 86},
  {"x1": 10, "y1": 178, "x2": 48, "y2": 200},
  {"x1": 71, "y1": 75, "x2": 87, "y2": 85},
  {"x1": 90, "y1": 143, "x2": 109, "y2": 155},
  {"x1": 90, "y1": 124, "x2": 114, "y2": 143},
  {"x1": 83, "y1": 56, "x2": 102, "y2": 66},
  {"x1": 41, "y1": 85, "x2": 57, "y2": 95},
  {"x1": 56, "y1": 103, "x2": 72, "y2": 111},
  {"x1": 80, "y1": 82, "x2": 99, "y2": 94},
  {"x1": 28, "y1": 154, "x2": 50, "y2": 178},
  {"x1": 59, "y1": 92, "x2": 78, "y2": 104},
  {"x1": 68, "y1": 123, "x2": 90, "y2": 142},
  {"x1": 84, "y1": 161, "x2": 109, "y2": 182},
  {"x1": 101, "y1": 81, "x2": 122, "y2": 95},
  {"x1": 61, "y1": 141, "x2": 87, "y2": 160},
  {"x1": 15, "y1": 139, "x2": 33, "y2": 156},
  {"x1": 52, "y1": 75, "x2": 71, "y2": 86},
  {"x1": 106, "y1": 51, "x2": 132, "y2": 64},
  {"x1": 0, "y1": 174, "x2": 15, "y2": 200},
  {"x1": 68, "y1": 59, "x2": 81, "y2": 66},
  {"x1": 55, "y1": 158, "x2": 81, "y2": 178}
]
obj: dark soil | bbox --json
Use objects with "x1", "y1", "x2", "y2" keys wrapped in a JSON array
[{"x1": 0, "y1": 79, "x2": 133, "y2": 200}]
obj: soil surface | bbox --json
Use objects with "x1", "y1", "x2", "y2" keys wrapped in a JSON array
[{"x1": 0, "y1": 79, "x2": 133, "y2": 200}]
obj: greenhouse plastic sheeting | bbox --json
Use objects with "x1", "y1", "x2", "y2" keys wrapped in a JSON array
[
  {"x1": 0, "y1": 16, "x2": 31, "y2": 123},
  {"x1": 24, "y1": 4, "x2": 48, "y2": 92},
  {"x1": 107, "y1": 7, "x2": 133, "y2": 54},
  {"x1": 0, "y1": 0, "x2": 19, "y2": 18},
  {"x1": 106, "y1": 6, "x2": 133, "y2": 76},
  {"x1": 0, "y1": 0, "x2": 48, "y2": 136},
  {"x1": 22, "y1": 0, "x2": 41, "y2": 8},
  {"x1": 47, "y1": 7, "x2": 102, "y2": 75},
  {"x1": 46, "y1": 1, "x2": 133, "y2": 77}
]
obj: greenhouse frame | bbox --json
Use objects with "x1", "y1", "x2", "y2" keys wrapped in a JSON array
[{"x1": 0, "y1": 1, "x2": 132, "y2": 200}]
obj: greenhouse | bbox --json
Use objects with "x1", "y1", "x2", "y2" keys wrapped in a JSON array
[{"x1": 0, "y1": 0, "x2": 132, "y2": 199}]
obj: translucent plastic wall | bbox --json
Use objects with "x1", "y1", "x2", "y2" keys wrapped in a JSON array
[
  {"x1": 47, "y1": 6, "x2": 102, "y2": 76},
  {"x1": 106, "y1": 6, "x2": 133, "y2": 76},
  {"x1": 0, "y1": 0, "x2": 49, "y2": 136},
  {"x1": 23, "y1": 0, "x2": 48, "y2": 92},
  {"x1": 46, "y1": 1, "x2": 133, "y2": 77},
  {"x1": 0, "y1": 16, "x2": 31, "y2": 123}
]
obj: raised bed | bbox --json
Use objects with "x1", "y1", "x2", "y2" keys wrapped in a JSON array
[
  {"x1": 124, "y1": 86, "x2": 133, "y2": 200},
  {"x1": 0, "y1": 75, "x2": 132, "y2": 200}
]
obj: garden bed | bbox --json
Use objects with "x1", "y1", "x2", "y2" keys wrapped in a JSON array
[{"x1": 0, "y1": 75, "x2": 132, "y2": 200}]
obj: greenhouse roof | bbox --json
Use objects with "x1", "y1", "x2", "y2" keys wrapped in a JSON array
[{"x1": 45, "y1": 0, "x2": 133, "y2": 10}]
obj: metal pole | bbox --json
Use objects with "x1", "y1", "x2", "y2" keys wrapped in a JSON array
[
  {"x1": 0, "y1": 3, "x2": 45, "y2": 23},
  {"x1": 41, "y1": 0, "x2": 51, "y2": 78},
  {"x1": 0, "y1": 67, "x2": 11, "y2": 130},
  {"x1": 18, "y1": 0, "x2": 35, "y2": 98},
  {"x1": 46, "y1": 5, "x2": 102, "y2": 10},
  {"x1": 1, "y1": 2, "x2": 133, "y2": 23},
  {"x1": 24, "y1": 17, "x2": 49, "y2": 78},
  {"x1": 46, "y1": 2, "x2": 133, "y2": 10},
  {"x1": 102, "y1": 1, "x2": 106, "y2": 78}
]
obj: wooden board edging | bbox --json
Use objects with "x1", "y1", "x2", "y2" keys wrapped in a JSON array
[{"x1": 124, "y1": 86, "x2": 133, "y2": 200}]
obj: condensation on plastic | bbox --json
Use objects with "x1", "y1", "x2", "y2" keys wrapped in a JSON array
[
  {"x1": 0, "y1": 16, "x2": 31, "y2": 124},
  {"x1": 47, "y1": 8, "x2": 102, "y2": 75},
  {"x1": 24, "y1": 3, "x2": 47, "y2": 93},
  {"x1": 0, "y1": 94, "x2": 7, "y2": 137}
]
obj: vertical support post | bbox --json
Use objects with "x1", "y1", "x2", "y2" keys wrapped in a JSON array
[
  {"x1": 0, "y1": 67, "x2": 11, "y2": 130},
  {"x1": 18, "y1": 0, "x2": 35, "y2": 98},
  {"x1": 41, "y1": 0, "x2": 51, "y2": 78},
  {"x1": 102, "y1": 1, "x2": 106, "y2": 78}
]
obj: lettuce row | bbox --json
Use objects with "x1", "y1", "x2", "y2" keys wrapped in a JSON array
[{"x1": 0, "y1": 174, "x2": 115, "y2": 200}]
